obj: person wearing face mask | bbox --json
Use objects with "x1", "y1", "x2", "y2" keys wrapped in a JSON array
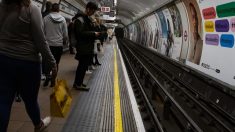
[{"x1": 73, "y1": 2, "x2": 101, "y2": 91}]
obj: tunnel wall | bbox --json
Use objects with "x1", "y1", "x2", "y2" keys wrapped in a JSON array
[
  {"x1": 124, "y1": 0, "x2": 235, "y2": 86},
  {"x1": 115, "y1": 28, "x2": 124, "y2": 38}
]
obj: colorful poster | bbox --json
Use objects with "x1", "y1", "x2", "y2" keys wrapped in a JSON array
[
  {"x1": 196, "y1": 0, "x2": 235, "y2": 86},
  {"x1": 162, "y1": 8, "x2": 174, "y2": 57},
  {"x1": 157, "y1": 11, "x2": 168, "y2": 38},
  {"x1": 156, "y1": 11, "x2": 168, "y2": 55},
  {"x1": 168, "y1": 4, "x2": 184, "y2": 60},
  {"x1": 124, "y1": 0, "x2": 235, "y2": 86},
  {"x1": 168, "y1": 4, "x2": 183, "y2": 37}
]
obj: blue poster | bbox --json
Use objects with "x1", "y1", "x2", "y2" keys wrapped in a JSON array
[{"x1": 156, "y1": 11, "x2": 168, "y2": 38}]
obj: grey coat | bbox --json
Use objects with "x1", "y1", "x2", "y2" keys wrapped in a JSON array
[{"x1": 0, "y1": 3, "x2": 56, "y2": 68}]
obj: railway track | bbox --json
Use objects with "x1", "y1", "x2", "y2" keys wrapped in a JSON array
[{"x1": 117, "y1": 39, "x2": 235, "y2": 132}]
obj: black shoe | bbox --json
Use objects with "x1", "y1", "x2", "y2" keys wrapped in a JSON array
[
  {"x1": 43, "y1": 78, "x2": 50, "y2": 87},
  {"x1": 15, "y1": 96, "x2": 21, "y2": 102},
  {"x1": 73, "y1": 84, "x2": 89, "y2": 91},
  {"x1": 70, "y1": 51, "x2": 75, "y2": 54},
  {"x1": 50, "y1": 79, "x2": 55, "y2": 87},
  {"x1": 43, "y1": 76, "x2": 51, "y2": 87},
  {"x1": 96, "y1": 63, "x2": 101, "y2": 66}
]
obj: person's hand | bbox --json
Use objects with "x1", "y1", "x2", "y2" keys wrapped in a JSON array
[
  {"x1": 101, "y1": 31, "x2": 107, "y2": 36},
  {"x1": 50, "y1": 64, "x2": 57, "y2": 87},
  {"x1": 95, "y1": 32, "x2": 101, "y2": 37},
  {"x1": 63, "y1": 39, "x2": 68, "y2": 46},
  {"x1": 51, "y1": 65, "x2": 57, "y2": 78}
]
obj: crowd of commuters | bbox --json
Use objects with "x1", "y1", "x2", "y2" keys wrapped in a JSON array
[{"x1": 0, "y1": 0, "x2": 107, "y2": 131}]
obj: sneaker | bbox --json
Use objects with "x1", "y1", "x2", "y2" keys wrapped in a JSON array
[
  {"x1": 82, "y1": 83, "x2": 87, "y2": 87},
  {"x1": 70, "y1": 51, "x2": 75, "y2": 54},
  {"x1": 15, "y1": 95, "x2": 21, "y2": 102},
  {"x1": 88, "y1": 66, "x2": 94, "y2": 70},
  {"x1": 43, "y1": 78, "x2": 50, "y2": 87},
  {"x1": 86, "y1": 70, "x2": 92, "y2": 74},
  {"x1": 50, "y1": 79, "x2": 55, "y2": 87},
  {"x1": 41, "y1": 75, "x2": 46, "y2": 80},
  {"x1": 34, "y1": 116, "x2": 51, "y2": 132},
  {"x1": 91, "y1": 65, "x2": 96, "y2": 70},
  {"x1": 73, "y1": 84, "x2": 89, "y2": 91},
  {"x1": 95, "y1": 63, "x2": 101, "y2": 66},
  {"x1": 43, "y1": 76, "x2": 51, "y2": 87}
]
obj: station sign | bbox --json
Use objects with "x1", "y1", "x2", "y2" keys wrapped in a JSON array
[{"x1": 101, "y1": 7, "x2": 111, "y2": 12}]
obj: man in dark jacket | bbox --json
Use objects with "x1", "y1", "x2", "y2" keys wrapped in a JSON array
[
  {"x1": 68, "y1": 16, "x2": 76, "y2": 54},
  {"x1": 100, "y1": 23, "x2": 108, "y2": 46},
  {"x1": 73, "y1": 2, "x2": 101, "y2": 91}
]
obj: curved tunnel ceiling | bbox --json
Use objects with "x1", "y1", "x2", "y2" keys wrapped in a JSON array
[
  {"x1": 71, "y1": 0, "x2": 173, "y2": 26},
  {"x1": 117, "y1": 0, "x2": 173, "y2": 25}
]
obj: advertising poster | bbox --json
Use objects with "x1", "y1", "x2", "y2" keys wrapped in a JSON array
[
  {"x1": 156, "y1": 11, "x2": 168, "y2": 55},
  {"x1": 132, "y1": 24, "x2": 138, "y2": 42},
  {"x1": 153, "y1": 13, "x2": 163, "y2": 51},
  {"x1": 196, "y1": 0, "x2": 235, "y2": 86},
  {"x1": 145, "y1": 15, "x2": 159, "y2": 48},
  {"x1": 175, "y1": 0, "x2": 190, "y2": 62},
  {"x1": 162, "y1": 8, "x2": 175, "y2": 57},
  {"x1": 143, "y1": 18, "x2": 152, "y2": 47},
  {"x1": 127, "y1": 25, "x2": 134, "y2": 40},
  {"x1": 124, "y1": 0, "x2": 235, "y2": 86},
  {"x1": 124, "y1": 26, "x2": 129, "y2": 39},
  {"x1": 168, "y1": 3, "x2": 184, "y2": 61},
  {"x1": 182, "y1": 0, "x2": 203, "y2": 66},
  {"x1": 135, "y1": 22, "x2": 142, "y2": 43},
  {"x1": 141, "y1": 19, "x2": 150, "y2": 46}
]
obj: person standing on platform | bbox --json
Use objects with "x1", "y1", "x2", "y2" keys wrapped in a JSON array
[
  {"x1": 93, "y1": 17, "x2": 102, "y2": 66},
  {"x1": 42, "y1": 1, "x2": 52, "y2": 18},
  {"x1": 0, "y1": 0, "x2": 57, "y2": 131},
  {"x1": 73, "y1": 1, "x2": 101, "y2": 91},
  {"x1": 43, "y1": 3, "x2": 68, "y2": 87},
  {"x1": 41, "y1": 1, "x2": 52, "y2": 81},
  {"x1": 68, "y1": 14, "x2": 79, "y2": 54},
  {"x1": 100, "y1": 21, "x2": 107, "y2": 47}
]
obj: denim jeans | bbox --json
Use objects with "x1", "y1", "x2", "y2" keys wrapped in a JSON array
[{"x1": 0, "y1": 54, "x2": 41, "y2": 131}]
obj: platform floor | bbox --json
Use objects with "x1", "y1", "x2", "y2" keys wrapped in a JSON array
[{"x1": 8, "y1": 38, "x2": 143, "y2": 132}]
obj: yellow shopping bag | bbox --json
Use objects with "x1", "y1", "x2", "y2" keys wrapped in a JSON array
[{"x1": 50, "y1": 79, "x2": 72, "y2": 118}]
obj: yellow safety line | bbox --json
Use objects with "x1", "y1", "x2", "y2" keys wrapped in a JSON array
[{"x1": 114, "y1": 47, "x2": 123, "y2": 132}]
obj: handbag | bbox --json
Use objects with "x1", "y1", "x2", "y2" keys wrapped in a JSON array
[{"x1": 50, "y1": 79, "x2": 72, "y2": 118}]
